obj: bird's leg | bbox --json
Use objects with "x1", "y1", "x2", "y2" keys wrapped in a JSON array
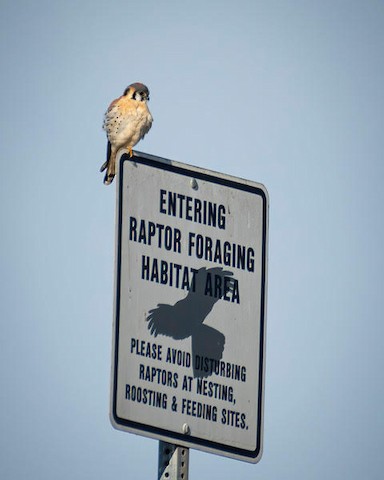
[{"x1": 128, "y1": 147, "x2": 133, "y2": 157}]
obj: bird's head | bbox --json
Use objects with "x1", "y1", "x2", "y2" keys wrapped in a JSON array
[{"x1": 124, "y1": 82, "x2": 150, "y2": 101}]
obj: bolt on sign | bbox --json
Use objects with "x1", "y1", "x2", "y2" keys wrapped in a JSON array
[{"x1": 110, "y1": 150, "x2": 269, "y2": 463}]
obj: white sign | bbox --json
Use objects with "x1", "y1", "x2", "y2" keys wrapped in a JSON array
[{"x1": 110, "y1": 151, "x2": 269, "y2": 463}]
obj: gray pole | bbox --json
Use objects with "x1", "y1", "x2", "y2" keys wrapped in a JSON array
[{"x1": 158, "y1": 441, "x2": 189, "y2": 480}]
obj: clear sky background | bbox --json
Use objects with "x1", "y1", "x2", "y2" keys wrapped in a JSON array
[{"x1": 1, "y1": 0, "x2": 384, "y2": 478}]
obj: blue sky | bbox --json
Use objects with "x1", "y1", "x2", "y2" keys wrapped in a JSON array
[{"x1": 1, "y1": 0, "x2": 384, "y2": 478}]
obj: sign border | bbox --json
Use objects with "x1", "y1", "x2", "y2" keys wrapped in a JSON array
[{"x1": 110, "y1": 150, "x2": 268, "y2": 463}]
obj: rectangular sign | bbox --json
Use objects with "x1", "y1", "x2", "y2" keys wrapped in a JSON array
[{"x1": 110, "y1": 151, "x2": 269, "y2": 463}]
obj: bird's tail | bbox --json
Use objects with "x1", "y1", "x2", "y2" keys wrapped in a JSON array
[{"x1": 100, "y1": 141, "x2": 116, "y2": 185}]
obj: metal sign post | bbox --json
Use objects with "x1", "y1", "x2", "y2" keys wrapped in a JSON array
[
  {"x1": 158, "y1": 441, "x2": 189, "y2": 480},
  {"x1": 110, "y1": 150, "x2": 269, "y2": 464}
]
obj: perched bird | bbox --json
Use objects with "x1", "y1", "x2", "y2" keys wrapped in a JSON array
[{"x1": 101, "y1": 82, "x2": 153, "y2": 185}]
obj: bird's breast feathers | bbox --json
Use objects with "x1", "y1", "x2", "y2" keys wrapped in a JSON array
[{"x1": 103, "y1": 96, "x2": 152, "y2": 148}]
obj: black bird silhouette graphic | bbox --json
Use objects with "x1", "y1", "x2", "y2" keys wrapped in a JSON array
[{"x1": 146, "y1": 267, "x2": 235, "y2": 378}]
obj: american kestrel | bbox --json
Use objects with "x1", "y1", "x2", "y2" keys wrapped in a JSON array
[{"x1": 100, "y1": 82, "x2": 153, "y2": 185}]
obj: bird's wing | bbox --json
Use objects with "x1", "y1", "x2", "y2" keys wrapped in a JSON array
[
  {"x1": 192, "y1": 324, "x2": 226, "y2": 378},
  {"x1": 102, "y1": 96, "x2": 122, "y2": 132},
  {"x1": 146, "y1": 303, "x2": 190, "y2": 340},
  {"x1": 99, "y1": 141, "x2": 111, "y2": 173}
]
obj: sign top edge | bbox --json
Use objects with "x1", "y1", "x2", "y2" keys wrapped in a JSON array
[{"x1": 117, "y1": 149, "x2": 269, "y2": 201}]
